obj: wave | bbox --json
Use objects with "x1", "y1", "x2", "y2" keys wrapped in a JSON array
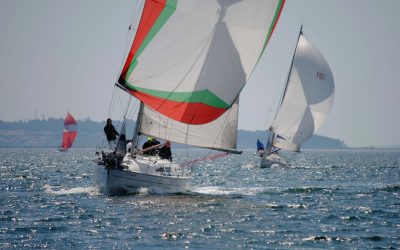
[
  {"x1": 190, "y1": 186, "x2": 330, "y2": 196},
  {"x1": 284, "y1": 186, "x2": 326, "y2": 194},
  {"x1": 302, "y1": 235, "x2": 354, "y2": 242},
  {"x1": 287, "y1": 203, "x2": 309, "y2": 209},
  {"x1": 43, "y1": 184, "x2": 100, "y2": 196},
  {"x1": 381, "y1": 184, "x2": 400, "y2": 192},
  {"x1": 263, "y1": 203, "x2": 284, "y2": 209},
  {"x1": 241, "y1": 162, "x2": 258, "y2": 169}
]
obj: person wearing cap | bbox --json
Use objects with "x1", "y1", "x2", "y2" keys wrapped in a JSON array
[
  {"x1": 142, "y1": 137, "x2": 161, "y2": 155},
  {"x1": 159, "y1": 141, "x2": 172, "y2": 161},
  {"x1": 142, "y1": 137, "x2": 153, "y2": 155}
]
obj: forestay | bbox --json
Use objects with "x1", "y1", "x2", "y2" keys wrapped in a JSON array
[
  {"x1": 119, "y1": 0, "x2": 285, "y2": 125},
  {"x1": 270, "y1": 35, "x2": 335, "y2": 151}
]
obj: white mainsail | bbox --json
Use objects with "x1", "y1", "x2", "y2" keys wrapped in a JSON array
[
  {"x1": 139, "y1": 99, "x2": 240, "y2": 153},
  {"x1": 269, "y1": 34, "x2": 335, "y2": 151}
]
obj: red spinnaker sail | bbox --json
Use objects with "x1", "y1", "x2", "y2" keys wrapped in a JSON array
[{"x1": 60, "y1": 112, "x2": 77, "y2": 150}]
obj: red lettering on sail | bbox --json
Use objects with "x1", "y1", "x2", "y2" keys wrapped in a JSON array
[{"x1": 316, "y1": 72, "x2": 325, "y2": 80}]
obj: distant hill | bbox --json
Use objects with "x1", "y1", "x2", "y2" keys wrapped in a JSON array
[{"x1": 0, "y1": 119, "x2": 346, "y2": 149}]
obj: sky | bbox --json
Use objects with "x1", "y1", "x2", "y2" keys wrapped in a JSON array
[{"x1": 0, "y1": 0, "x2": 399, "y2": 147}]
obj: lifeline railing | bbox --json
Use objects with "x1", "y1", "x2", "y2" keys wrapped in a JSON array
[{"x1": 180, "y1": 152, "x2": 230, "y2": 168}]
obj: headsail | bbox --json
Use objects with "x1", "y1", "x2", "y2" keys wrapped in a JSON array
[
  {"x1": 60, "y1": 112, "x2": 77, "y2": 150},
  {"x1": 270, "y1": 34, "x2": 335, "y2": 151},
  {"x1": 119, "y1": 0, "x2": 285, "y2": 125}
]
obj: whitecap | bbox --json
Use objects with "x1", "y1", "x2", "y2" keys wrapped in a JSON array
[
  {"x1": 43, "y1": 184, "x2": 100, "y2": 196},
  {"x1": 191, "y1": 186, "x2": 266, "y2": 196},
  {"x1": 241, "y1": 162, "x2": 257, "y2": 169}
]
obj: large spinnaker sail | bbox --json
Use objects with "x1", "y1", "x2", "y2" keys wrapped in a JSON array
[
  {"x1": 139, "y1": 98, "x2": 240, "y2": 153},
  {"x1": 119, "y1": 0, "x2": 285, "y2": 125},
  {"x1": 270, "y1": 35, "x2": 334, "y2": 151},
  {"x1": 61, "y1": 112, "x2": 77, "y2": 150}
]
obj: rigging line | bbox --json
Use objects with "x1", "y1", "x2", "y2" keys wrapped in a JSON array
[
  {"x1": 122, "y1": 0, "x2": 160, "y2": 80},
  {"x1": 105, "y1": 2, "x2": 141, "y2": 127},
  {"x1": 266, "y1": 26, "x2": 302, "y2": 135},
  {"x1": 127, "y1": 98, "x2": 140, "y2": 121},
  {"x1": 116, "y1": 94, "x2": 133, "y2": 136},
  {"x1": 115, "y1": 89, "x2": 131, "y2": 121},
  {"x1": 107, "y1": 85, "x2": 117, "y2": 119},
  {"x1": 276, "y1": 25, "x2": 303, "y2": 118},
  {"x1": 116, "y1": 0, "x2": 143, "y2": 80},
  {"x1": 129, "y1": 105, "x2": 140, "y2": 141},
  {"x1": 124, "y1": 95, "x2": 133, "y2": 118},
  {"x1": 102, "y1": 86, "x2": 117, "y2": 150},
  {"x1": 180, "y1": 152, "x2": 229, "y2": 168},
  {"x1": 264, "y1": 66, "x2": 286, "y2": 130},
  {"x1": 127, "y1": 101, "x2": 140, "y2": 139},
  {"x1": 132, "y1": 0, "x2": 145, "y2": 30}
]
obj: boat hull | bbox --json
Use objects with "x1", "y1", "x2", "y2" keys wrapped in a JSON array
[
  {"x1": 93, "y1": 154, "x2": 190, "y2": 195},
  {"x1": 260, "y1": 153, "x2": 289, "y2": 168}
]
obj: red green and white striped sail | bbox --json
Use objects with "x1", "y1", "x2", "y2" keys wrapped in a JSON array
[
  {"x1": 120, "y1": 0, "x2": 285, "y2": 125},
  {"x1": 60, "y1": 112, "x2": 77, "y2": 150}
]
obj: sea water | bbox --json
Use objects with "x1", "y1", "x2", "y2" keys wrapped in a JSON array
[{"x1": 0, "y1": 148, "x2": 399, "y2": 249}]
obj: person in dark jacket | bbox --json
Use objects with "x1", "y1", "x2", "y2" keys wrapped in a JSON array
[
  {"x1": 256, "y1": 138, "x2": 265, "y2": 157},
  {"x1": 158, "y1": 141, "x2": 172, "y2": 161},
  {"x1": 256, "y1": 139, "x2": 265, "y2": 151},
  {"x1": 104, "y1": 118, "x2": 119, "y2": 149},
  {"x1": 142, "y1": 137, "x2": 153, "y2": 155},
  {"x1": 142, "y1": 137, "x2": 161, "y2": 156}
]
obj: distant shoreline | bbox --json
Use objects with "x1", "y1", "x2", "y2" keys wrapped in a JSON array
[{"x1": 2, "y1": 118, "x2": 396, "y2": 149}]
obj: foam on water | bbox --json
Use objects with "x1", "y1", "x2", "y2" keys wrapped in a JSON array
[
  {"x1": 43, "y1": 184, "x2": 100, "y2": 196},
  {"x1": 191, "y1": 186, "x2": 266, "y2": 196},
  {"x1": 241, "y1": 162, "x2": 258, "y2": 169}
]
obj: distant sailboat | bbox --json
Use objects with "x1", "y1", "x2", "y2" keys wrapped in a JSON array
[
  {"x1": 259, "y1": 27, "x2": 335, "y2": 168},
  {"x1": 93, "y1": 0, "x2": 286, "y2": 194},
  {"x1": 59, "y1": 112, "x2": 77, "y2": 151}
]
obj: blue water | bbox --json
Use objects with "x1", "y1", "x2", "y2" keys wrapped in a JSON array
[{"x1": 1, "y1": 148, "x2": 399, "y2": 249}]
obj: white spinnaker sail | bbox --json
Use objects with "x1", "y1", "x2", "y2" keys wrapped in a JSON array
[
  {"x1": 139, "y1": 99, "x2": 239, "y2": 153},
  {"x1": 120, "y1": 0, "x2": 285, "y2": 125},
  {"x1": 270, "y1": 35, "x2": 334, "y2": 151}
]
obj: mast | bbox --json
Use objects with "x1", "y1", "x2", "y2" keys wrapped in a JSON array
[
  {"x1": 132, "y1": 102, "x2": 144, "y2": 148},
  {"x1": 278, "y1": 26, "x2": 303, "y2": 113},
  {"x1": 267, "y1": 25, "x2": 303, "y2": 154}
]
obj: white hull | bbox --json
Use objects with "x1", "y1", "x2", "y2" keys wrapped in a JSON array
[
  {"x1": 260, "y1": 153, "x2": 289, "y2": 168},
  {"x1": 93, "y1": 154, "x2": 190, "y2": 195}
]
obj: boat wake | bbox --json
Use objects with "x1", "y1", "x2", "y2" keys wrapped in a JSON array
[
  {"x1": 241, "y1": 162, "x2": 259, "y2": 169},
  {"x1": 43, "y1": 184, "x2": 100, "y2": 196},
  {"x1": 190, "y1": 186, "x2": 265, "y2": 197},
  {"x1": 120, "y1": 186, "x2": 263, "y2": 197}
]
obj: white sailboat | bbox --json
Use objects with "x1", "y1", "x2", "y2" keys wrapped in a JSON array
[
  {"x1": 93, "y1": 0, "x2": 286, "y2": 194},
  {"x1": 259, "y1": 27, "x2": 335, "y2": 168}
]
